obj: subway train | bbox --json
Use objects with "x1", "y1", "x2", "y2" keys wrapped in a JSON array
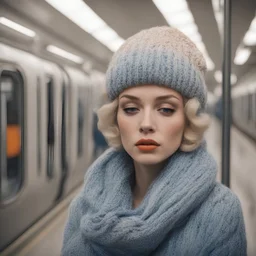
[
  {"x1": 214, "y1": 67, "x2": 256, "y2": 142},
  {"x1": 0, "y1": 42, "x2": 107, "y2": 252}
]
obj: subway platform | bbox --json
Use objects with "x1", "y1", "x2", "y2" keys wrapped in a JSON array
[{"x1": 3, "y1": 117, "x2": 256, "y2": 256}]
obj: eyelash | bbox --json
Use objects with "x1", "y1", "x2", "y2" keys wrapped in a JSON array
[
  {"x1": 159, "y1": 108, "x2": 175, "y2": 114},
  {"x1": 123, "y1": 108, "x2": 138, "y2": 114},
  {"x1": 123, "y1": 107, "x2": 175, "y2": 115}
]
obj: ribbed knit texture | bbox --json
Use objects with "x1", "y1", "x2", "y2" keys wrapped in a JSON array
[
  {"x1": 106, "y1": 26, "x2": 208, "y2": 109},
  {"x1": 62, "y1": 143, "x2": 247, "y2": 255}
]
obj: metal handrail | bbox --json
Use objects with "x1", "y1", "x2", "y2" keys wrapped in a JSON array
[{"x1": 221, "y1": 0, "x2": 232, "y2": 187}]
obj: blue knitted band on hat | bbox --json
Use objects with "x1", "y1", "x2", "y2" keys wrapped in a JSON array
[
  {"x1": 106, "y1": 48, "x2": 207, "y2": 108},
  {"x1": 106, "y1": 27, "x2": 208, "y2": 109}
]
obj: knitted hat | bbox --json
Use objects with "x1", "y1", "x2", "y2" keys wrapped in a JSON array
[{"x1": 106, "y1": 26, "x2": 207, "y2": 109}]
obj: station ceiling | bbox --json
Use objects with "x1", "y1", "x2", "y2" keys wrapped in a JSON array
[{"x1": 2, "y1": 0, "x2": 256, "y2": 92}]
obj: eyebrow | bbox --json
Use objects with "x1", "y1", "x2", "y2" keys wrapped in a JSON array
[{"x1": 120, "y1": 94, "x2": 180, "y2": 101}]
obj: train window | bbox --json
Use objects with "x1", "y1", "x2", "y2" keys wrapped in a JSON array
[
  {"x1": 248, "y1": 93, "x2": 253, "y2": 121},
  {"x1": 0, "y1": 70, "x2": 24, "y2": 203},
  {"x1": 77, "y1": 92, "x2": 85, "y2": 157},
  {"x1": 253, "y1": 91, "x2": 256, "y2": 122},
  {"x1": 242, "y1": 95, "x2": 247, "y2": 121},
  {"x1": 47, "y1": 76, "x2": 55, "y2": 178},
  {"x1": 239, "y1": 97, "x2": 243, "y2": 117},
  {"x1": 61, "y1": 84, "x2": 67, "y2": 171},
  {"x1": 37, "y1": 77, "x2": 41, "y2": 173}
]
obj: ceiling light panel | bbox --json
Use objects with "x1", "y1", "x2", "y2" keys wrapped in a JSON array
[
  {"x1": 92, "y1": 27, "x2": 118, "y2": 43},
  {"x1": 105, "y1": 38, "x2": 125, "y2": 52},
  {"x1": 0, "y1": 17, "x2": 36, "y2": 37},
  {"x1": 234, "y1": 47, "x2": 252, "y2": 65},
  {"x1": 214, "y1": 70, "x2": 237, "y2": 85},
  {"x1": 46, "y1": 45, "x2": 84, "y2": 64},
  {"x1": 178, "y1": 23, "x2": 198, "y2": 36},
  {"x1": 154, "y1": 1, "x2": 188, "y2": 13},
  {"x1": 250, "y1": 18, "x2": 256, "y2": 31},
  {"x1": 45, "y1": 0, "x2": 124, "y2": 52},
  {"x1": 234, "y1": 15, "x2": 255, "y2": 65},
  {"x1": 211, "y1": 0, "x2": 224, "y2": 39},
  {"x1": 243, "y1": 16, "x2": 256, "y2": 46},
  {"x1": 71, "y1": 10, "x2": 106, "y2": 33},
  {"x1": 244, "y1": 30, "x2": 256, "y2": 46},
  {"x1": 166, "y1": 11, "x2": 194, "y2": 26},
  {"x1": 153, "y1": 0, "x2": 215, "y2": 71}
]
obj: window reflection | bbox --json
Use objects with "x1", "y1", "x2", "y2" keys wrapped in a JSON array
[{"x1": 1, "y1": 72, "x2": 23, "y2": 202}]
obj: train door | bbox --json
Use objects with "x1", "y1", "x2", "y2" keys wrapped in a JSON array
[
  {"x1": 64, "y1": 67, "x2": 93, "y2": 193},
  {"x1": 78, "y1": 73, "x2": 94, "y2": 171},
  {"x1": 90, "y1": 71, "x2": 109, "y2": 159},
  {"x1": 0, "y1": 44, "x2": 58, "y2": 251},
  {"x1": 55, "y1": 68, "x2": 70, "y2": 200},
  {"x1": 41, "y1": 60, "x2": 64, "y2": 198},
  {"x1": 84, "y1": 74, "x2": 94, "y2": 166},
  {"x1": 61, "y1": 67, "x2": 78, "y2": 195},
  {"x1": 247, "y1": 74, "x2": 256, "y2": 137}
]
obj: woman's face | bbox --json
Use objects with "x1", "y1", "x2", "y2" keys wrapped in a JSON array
[{"x1": 117, "y1": 85, "x2": 186, "y2": 165}]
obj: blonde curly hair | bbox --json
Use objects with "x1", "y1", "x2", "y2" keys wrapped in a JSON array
[{"x1": 97, "y1": 97, "x2": 210, "y2": 152}]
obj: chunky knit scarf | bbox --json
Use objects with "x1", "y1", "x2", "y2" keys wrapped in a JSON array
[{"x1": 62, "y1": 142, "x2": 246, "y2": 255}]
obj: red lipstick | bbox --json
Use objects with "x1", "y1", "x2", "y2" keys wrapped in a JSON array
[{"x1": 135, "y1": 139, "x2": 160, "y2": 151}]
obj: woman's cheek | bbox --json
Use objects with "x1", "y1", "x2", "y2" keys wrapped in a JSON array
[{"x1": 118, "y1": 116, "x2": 131, "y2": 136}]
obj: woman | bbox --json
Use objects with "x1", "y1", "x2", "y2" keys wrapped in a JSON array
[{"x1": 62, "y1": 27, "x2": 246, "y2": 255}]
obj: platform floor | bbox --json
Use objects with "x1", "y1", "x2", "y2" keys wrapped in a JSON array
[
  {"x1": 206, "y1": 118, "x2": 256, "y2": 256},
  {"x1": 14, "y1": 117, "x2": 256, "y2": 256}
]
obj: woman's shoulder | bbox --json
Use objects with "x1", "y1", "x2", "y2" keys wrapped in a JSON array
[
  {"x1": 196, "y1": 181, "x2": 246, "y2": 242},
  {"x1": 207, "y1": 182, "x2": 243, "y2": 214},
  {"x1": 196, "y1": 181, "x2": 244, "y2": 226},
  {"x1": 192, "y1": 182, "x2": 247, "y2": 254}
]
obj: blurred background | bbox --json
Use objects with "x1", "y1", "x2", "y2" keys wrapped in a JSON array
[{"x1": 0, "y1": 0, "x2": 256, "y2": 255}]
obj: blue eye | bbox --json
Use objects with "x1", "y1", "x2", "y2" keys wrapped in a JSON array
[
  {"x1": 159, "y1": 108, "x2": 175, "y2": 114},
  {"x1": 123, "y1": 108, "x2": 138, "y2": 114}
]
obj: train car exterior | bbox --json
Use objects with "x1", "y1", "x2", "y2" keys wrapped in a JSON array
[
  {"x1": 214, "y1": 67, "x2": 256, "y2": 142},
  {"x1": 0, "y1": 43, "x2": 106, "y2": 252},
  {"x1": 232, "y1": 68, "x2": 256, "y2": 141}
]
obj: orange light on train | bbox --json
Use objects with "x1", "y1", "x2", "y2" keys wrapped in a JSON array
[{"x1": 6, "y1": 125, "x2": 21, "y2": 157}]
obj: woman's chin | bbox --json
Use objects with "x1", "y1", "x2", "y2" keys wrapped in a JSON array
[{"x1": 132, "y1": 153, "x2": 168, "y2": 166}]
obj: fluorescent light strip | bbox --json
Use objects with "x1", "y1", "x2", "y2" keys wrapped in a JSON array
[
  {"x1": 154, "y1": 0, "x2": 188, "y2": 13},
  {"x1": 178, "y1": 23, "x2": 198, "y2": 37},
  {"x1": 45, "y1": 0, "x2": 124, "y2": 52},
  {"x1": 104, "y1": 37, "x2": 125, "y2": 52},
  {"x1": 234, "y1": 47, "x2": 251, "y2": 65},
  {"x1": 46, "y1": 45, "x2": 84, "y2": 64},
  {"x1": 243, "y1": 16, "x2": 256, "y2": 46},
  {"x1": 0, "y1": 17, "x2": 36, "y2": 37},
  {"x1": 153, "y1": 0, "x2": 215, "y2": 71},
  {"x1": 244, "y1": 30, "x2": 256, "y2": 46},
  {"x1": 211, "y1": 0, "x2": 224, "y2": 40},
  {"x1": 250, "y1": 18, "x2": 256, "y2": 31},
  {"x1": 214, "y1": 70, "x2": 237, "y2": 85},
  {"x1": 166, "y1": 11, "x2": 194, "y2": 26},
  {"x1": 92, "y1": 26, "x2": 118, "y2": 43},
  {"x1": 234, "y1": 15, "x2": 255, "y2": 65}
]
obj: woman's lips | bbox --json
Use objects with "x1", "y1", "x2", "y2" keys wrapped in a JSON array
[
  {"x1": 136, "y1": 145, "x2": 159, "y2": 151},
  {"x1": 135, "y1": 139, "x2": 160, "y2": 151}
]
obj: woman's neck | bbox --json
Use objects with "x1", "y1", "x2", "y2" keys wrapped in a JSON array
[{"x1": 132, "y1": 160, "x2": 166, "y2": 208}]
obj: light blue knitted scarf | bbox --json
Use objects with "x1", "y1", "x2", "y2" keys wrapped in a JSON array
[{"x1": 62, "y1": 142, "x2": 246, "y2": 255}]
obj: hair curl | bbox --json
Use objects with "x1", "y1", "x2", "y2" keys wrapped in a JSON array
[{"x1": 97, "y1": 98, "x2": 210, "y2": 152}]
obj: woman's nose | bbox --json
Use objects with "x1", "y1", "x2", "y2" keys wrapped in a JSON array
[
  {"x1": 139, "y1": 112, "x2": 155, "y2": 133},
  {"x1": 139, "y1": 126, "x2": 154, "y2": 133}
]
